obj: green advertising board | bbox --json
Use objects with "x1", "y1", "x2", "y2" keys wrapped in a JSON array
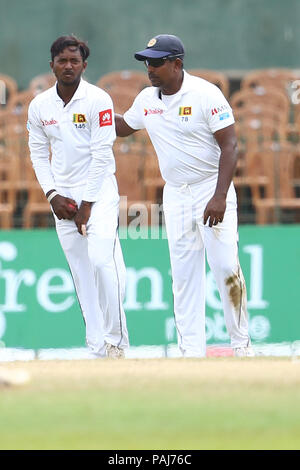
[{"x1": 0, "y1": 226, "x2": 299, "y2": 350}]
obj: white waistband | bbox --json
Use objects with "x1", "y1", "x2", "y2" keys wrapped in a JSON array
[{"x1": 166, "y1": 175, "x2": 218, "y2": 191}]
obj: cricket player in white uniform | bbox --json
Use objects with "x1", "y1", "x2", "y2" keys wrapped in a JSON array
[
  {"x1": 115, "y1": 34, "x2": 254, "y2": 358},
  {"x1": 27, "y1": 35, "x2": 129, "y2": 358}
]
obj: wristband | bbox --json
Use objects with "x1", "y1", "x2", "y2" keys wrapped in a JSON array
[{"x1": 47, "y1": 191, "x2": 58, "y2": 203}]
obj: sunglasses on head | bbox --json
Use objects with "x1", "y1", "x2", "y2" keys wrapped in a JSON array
[{"x1": 144, "y1": 54, "x2": 184, "y2": 68}]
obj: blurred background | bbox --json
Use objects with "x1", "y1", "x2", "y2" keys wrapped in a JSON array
[
  {"x1": 1, "y1": 0, "x2": 300, "y2": 227},
  {"x1": 0, "y1": 0, "x2": 300, "y2": 358}
]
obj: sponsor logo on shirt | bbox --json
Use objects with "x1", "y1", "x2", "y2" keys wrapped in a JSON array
[
  {"x1": 144, "y1": 108, "x2": 164, "y2": 116},
  {"x1": 73, "y1": 113, "x2": 86, "y2": 123},
  {"x1": 179, "y1": 106, "x2": 192, "y2": 116},
  {"x1": 219, "y1": 112, "x2": 230, "y2": 121},
  {"x1": 99, "y1": 109, "x2": 113, "y2": 127},
  {"x1": 41, "y1": 118, "x2": 58, "y2": 126},
  {"x1": 211, "y1": 104, "x2": 229, "y2": 116}
]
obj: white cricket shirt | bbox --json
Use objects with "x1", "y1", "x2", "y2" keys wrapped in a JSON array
[
  {"x1": 28, "y1": 79, "x2": 116, "y2": 201},
  {"x1": 124, "y1": 70, "x2": 235, "y2": 186}
]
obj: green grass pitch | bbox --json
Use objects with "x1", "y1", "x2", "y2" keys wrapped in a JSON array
[{"x1": 1, "y1": 357, "x2": 300, "y2": 450}]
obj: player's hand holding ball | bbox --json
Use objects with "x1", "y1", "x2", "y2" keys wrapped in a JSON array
[{"x1": 50, "y1": 194, "x2": 78, "y2": 220}]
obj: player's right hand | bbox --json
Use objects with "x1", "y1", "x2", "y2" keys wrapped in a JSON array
[
  {"x1": 50, "y1": 194, "x2": 78, "y2": 220},
  {"x1": 203, "y1": 194, "x2": 226, "y2": 227}
]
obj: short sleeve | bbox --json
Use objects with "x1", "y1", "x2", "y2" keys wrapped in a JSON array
[
  {"x1": 123, "y1": 93, "x2": 145, "y2": 130},
  {"x1": 204, "y1": 86, "x2": 235, "y2": 133}
]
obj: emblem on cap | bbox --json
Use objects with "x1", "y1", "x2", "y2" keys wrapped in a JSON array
[{"x1": 147, "y1": 38, "x2": 157, "y2": 47}]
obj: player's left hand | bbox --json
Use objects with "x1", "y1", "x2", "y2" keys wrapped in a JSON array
[
  {"x1": 203, "y1": 194, "x2": 226, "y2": 227},
  {"x1": 74, "y1": 201, "x2": 92, "y2": 236}
]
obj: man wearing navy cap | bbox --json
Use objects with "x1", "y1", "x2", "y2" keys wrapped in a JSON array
[{"x1": 115, "y1": 34, "x2": 254, "y2": 358}]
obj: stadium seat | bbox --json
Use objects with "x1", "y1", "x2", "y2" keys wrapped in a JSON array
[
  {"x1": 243, "y1": 143, "x2": 300, "y2": 224},
  {"x1": 10, "y1": 146, "x2": 51, "y2": 228},
  {"x1": 230, "y1": 86, "x2": 291, "y2": 117},
  {"x1": 233, "y1": 143, "x2": 274, "y2": 203},
  {"x1": 0, "y1": 197, "x2": 15, "y2": 228},
  {"x1": 231, "y1": 87, "x2": 291, "y2": 161},
  {"x1": 113, "y1": 134, "x2": 159, "y2": 226},
  {"x1": 0, "y1": 152, "x2": 18, "y2": 228},
  {"x1": 143, "y1": 150, "x2": 164, "y2": 203},
  {"x1": 0, "y1": 73, "x2": 18, "y2": 109},
  {"x1": 22, "y1": 183, "x2": 52, "y2": 228},
  {"x1": 114, "y1": 145, "x2": 145, "y2": 201},
  {"x1": 29, "y1": 73, "x2": 56, "y2": 95},
  {"x1": 1, "y1": 91, "x2": 34, "y2": 165},
  {"x1": 4, "y1": 117, "x2": 30, "y2": 162},
  {"x1": 241, "y1": 68, "x2": 299, "y2": 95},
  {"x1": 188, "y1": 69, "x2": 230, "y2": 98},
  {"x1": 97, "y1": 70, "x2": 150, "y2": 95},
  {"x1": 107, "y1": 86, "x2": 137, "y2": 114},
  {"x1": 117, "y1": 129, "x2": 164, "y2": 204},
  {"x1": 235, "y1": 118, "x2": 288, "y2": 151},
  {"x1": 7, "y1": 89, "x2": 34, "y2": 114},
  {"x1": 0, "y1": 138, "x2": 50, "y2": 228},
  {"x1": 234, "y1": 103, "x2": 289, "y2": 127},
  {"x1": 290, "y1": 107, "x2": 300, "y2": 144}
]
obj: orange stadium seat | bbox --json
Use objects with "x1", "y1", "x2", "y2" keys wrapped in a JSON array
[
  {"x1": 114, "y1": 146, "x2": 145, "y2": 201},
  {"x1": 0, "y1": 152, "x2": 18, "y2": 228},
  {"x1": 7, "y1": 89, "x2": 34, "y2": 114},
  {"x1": 14, "y1": 152, "x2": 52, "y2": 228},
  {"x1": 29, "y1": 73, "x2": 56, "y2": 95},
  {"x1": 143, "y1": 149, "x2": 164, "y2": 203},
  {"x1": 0, "y1": 73, "x2": 18, "y2": 109},
  {"x1": 108, "y1": 86, "x2": 137, "y2": 114},
  {"x1": 234, "y1": 104, "x2": 289, "y2": 127},
  {"x1": 230, "y1": 86, "x2": 291, "y2": 117},
  {"x1": 242, "y1": 143, "x2": 300, "y2": 224},
  {"x1": 113, "y1": 133, "x2": 157, "y2": 226},
  {"x1": 240, "y1": 69, "x2": 299, "y2": 138},
  {"x1": 97, "y1": 70, "x2": 150, "y2": 95},
  {"x1": 188, "y1": 69, "x2": 230, "y2": 98},
  {"x1": 116, "y1": 129, "x2": 164, "y2": 203},
  {"x1": 231, "y1": 86, "x2": 291, "y2": 160},
  {"x1": 235, "y1": 118, "x2": 288, "y2": 151},
  {"x1": 22, "y1": 184, "x2": 52, "y2": 228},
  {"x1": 241, "y1": 68, "x2": 299, "y2": 94}
]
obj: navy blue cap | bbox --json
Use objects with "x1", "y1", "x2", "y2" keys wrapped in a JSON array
[{"x1": 134, "y1": 34, "x2": 185, "y2": 61}]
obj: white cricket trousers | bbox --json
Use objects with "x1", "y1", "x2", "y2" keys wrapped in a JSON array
[
  {"x1": 163, "y1": 176, "x2": 251, "y2": 357},
  {"x1": 54, "y1": 175, "x2": 129, "y2": 356}
]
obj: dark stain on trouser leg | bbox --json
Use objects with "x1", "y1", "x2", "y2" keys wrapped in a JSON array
[
  {"x1": 225, "y1": 275, "x2": 241, "y2": 308},
  {"x1": 225, "y1": 274, "x2": 244, "y2": 327}
]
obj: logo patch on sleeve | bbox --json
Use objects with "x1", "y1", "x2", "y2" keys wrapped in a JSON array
[
  {"x1": 99, "y1": 109, "x2": 113, "y2": 127},
  {"x1": 211, "y1": 104, "x2": 229, "y2": 116},
  {"x1": 219, "y1": 112, "x2": 230, "y2": 121}
]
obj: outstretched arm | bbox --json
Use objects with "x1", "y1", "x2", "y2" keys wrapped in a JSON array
[{"x1": 115, "y1": 113, "x2": 137, "y2": 137}]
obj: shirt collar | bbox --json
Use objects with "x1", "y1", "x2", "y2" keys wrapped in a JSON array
[
  {"x1": 53, "y1": 78, "x2": 87, "y2": 102},
  {"x1": 175, "y1": 70, "x2": 192, "y2": 96},
  {"x1": 155, "y1": 69, "x2": 191, "y2": 100}
]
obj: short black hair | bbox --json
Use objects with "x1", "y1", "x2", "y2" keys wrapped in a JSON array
[
  {"x1": 50, "y1": 35, "x2": 90, "y2": 62},
  {"x1": 168, "y1": 56, "x2": 184, "y2": 69}
]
